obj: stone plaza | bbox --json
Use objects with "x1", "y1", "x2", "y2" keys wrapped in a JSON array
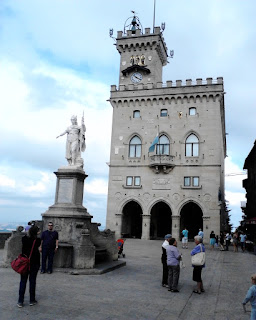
[{"x1": 1, "y1": 239, "x2": 255, "y2": 320}]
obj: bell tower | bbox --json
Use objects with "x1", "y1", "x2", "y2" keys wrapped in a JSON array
[{"x1": 116, "y1": 14, "x2": 168, "y2": 86}]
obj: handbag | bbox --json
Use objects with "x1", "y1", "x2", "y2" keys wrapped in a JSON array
[
  {"x1": 191, "y1": 244, "x2": 205, "y2": 266},
  {"x1": 11, "y1": 239, "x2": 36, "y2": 275}
]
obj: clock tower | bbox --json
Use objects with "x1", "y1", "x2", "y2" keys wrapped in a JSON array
[
  {"x1": 106, "y1": 15, "x2": 227, "y2": 242},
  {"x1": 116, "y1": 20, "x2": 168, "y2": 87}
]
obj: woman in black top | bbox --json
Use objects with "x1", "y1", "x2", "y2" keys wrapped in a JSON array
[{"x1": 17, "y1": 225, "x2": 41, "y2": 308}]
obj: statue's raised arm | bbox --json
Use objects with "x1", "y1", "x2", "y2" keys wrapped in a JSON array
[{"x1": 57, "y1": 114, "x2": 86, "y2": 168}]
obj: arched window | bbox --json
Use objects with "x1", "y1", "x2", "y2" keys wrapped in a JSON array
[
  {"x1": 133, "y1": 110, "x2": 140, "y2": 118},
  {"x1": 189, "y1": 107, "x2": 196, "y2": 116},
  {"x1": 156, "y1": 135, "x2": 170, "y2": 155},
  {"x1": 129, "y1": 136, "x2": 142, "y2": 158},
  {"x1": 185, "y1": 134, "x2": 199, "y2": 157}
]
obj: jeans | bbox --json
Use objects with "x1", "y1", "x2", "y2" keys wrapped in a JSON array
[
  {"x1": 41, "y1": 247, "x2": 55, "y2": 272},
  {"x1": 168, "y1": 265, "x2": 180, "y2": 290},
  {"x1": 18, "y1": 264, "x2": 39, "y2": 303}
]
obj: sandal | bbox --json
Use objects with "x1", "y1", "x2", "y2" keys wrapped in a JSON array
[{"x1": 193, "y1": 290, "x2": 201, "y2": 294}]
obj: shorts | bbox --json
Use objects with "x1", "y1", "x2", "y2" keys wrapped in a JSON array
[
  {"x1": 182, "y1": 237, "x2": 188, "y2": 244},
  {"x1": 193, "y1": 266, "x2": 203, "y2": 282},
  {"x1": 210, "y1": 238, "x2": 216, "y2": 246}
]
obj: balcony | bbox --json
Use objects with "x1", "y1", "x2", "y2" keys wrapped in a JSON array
[{"x1": 149, "y1": 155, "x2": 175, "y2": 174}]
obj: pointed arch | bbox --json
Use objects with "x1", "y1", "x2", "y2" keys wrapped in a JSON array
[
  {"x1": 129, "y1": 135, "x2": 142, "y2": 158},
  {"x1": 185, "y1": 133, "x2": 199, "y2": 157}
]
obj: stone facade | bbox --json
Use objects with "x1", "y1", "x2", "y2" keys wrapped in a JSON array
[{"x1": 106, "y1": 25, "x2": 227, "y2": 243}]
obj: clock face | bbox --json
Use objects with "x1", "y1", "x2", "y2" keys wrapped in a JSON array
[{"x1": 131, "y1": 72, "x2": 143, "y2": 83}]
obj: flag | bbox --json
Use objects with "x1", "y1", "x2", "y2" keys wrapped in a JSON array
[{"x1": 149, "y1": 134, "x2": 159, "y2": 153}]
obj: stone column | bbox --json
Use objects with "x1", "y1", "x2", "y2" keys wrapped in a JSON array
[
  {"x1": 171, "y1": 215, "x2": 180, "y2": 240},
  {"x1": 114, "y1": 214, "x2": 122, "y2": 239},
  {"x1": 141, "y1": 215, "x2": 151, "y2": 240},
  {"x1": 203, "y1": 216, "x2": 211, "y2": 244}
]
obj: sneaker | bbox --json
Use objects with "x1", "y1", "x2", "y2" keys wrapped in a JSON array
[
  {"x1": 17, "y1": 302, "x2": 23, "y2": 308},
  {"x1": 29, "y1": 300, "x2": 38, "y2": 306},
  {"x1": 171, "y1": 289, "x2": 179, "y2": 292},
  {"x1": 47, "y1": 271, "x2": 52, "y2": 274},
  {"x1": 40, "y1": 271, "x2": 45, "y2": 274}
]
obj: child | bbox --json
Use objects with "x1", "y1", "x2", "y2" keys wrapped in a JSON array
[{"x1": 243, "y1": 274, "x2": 256, "y2": 320}]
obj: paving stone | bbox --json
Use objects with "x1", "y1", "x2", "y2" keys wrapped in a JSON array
[{"x1": 0, "y1": 240, "x2": 255, "y2": 319}]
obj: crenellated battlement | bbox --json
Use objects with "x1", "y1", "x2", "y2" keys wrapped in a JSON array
[
  {"x1": 116, "y1": 26, "x2": 168, "y2": 67},
  {"x1": 111, "y1": 77, "x2": 223, "y2": 92}
]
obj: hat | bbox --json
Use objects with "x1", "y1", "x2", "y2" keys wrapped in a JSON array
[{"x1": 164, "y1": 234, "x2": 172, "y2": 240}]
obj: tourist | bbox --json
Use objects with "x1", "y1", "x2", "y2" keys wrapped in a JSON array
[
  {"x1": 166, "y1": 238, "x2": 181, "y2": 292},
  {"x1": 191, "y1": 235, "x2": 205, "y2": 294},
  {"x1": 242, "y1": 274, "x2": 256, "y2": 320},
  {"x1": 161, "y1": 234, "x2": 172, "y2": 288},
  {"x1": 219, "y1": 232, "x2": 225, "y2": 251},
  {"x1": 198, "y1": 228, "x2": 204, "y2": 240},
  {"x1": 40, "y1": 222, "x2": 59, "y2": 274},
  {"x1": 225, "y1": 232, "x2": 231, "y2": 251},
  {"x1": 240, "y1": 232, "x2": 247, "y2": 252},
  {"x1": 210, "y1": 231, "x2": 216, "y2": 249},
  {"x1": 181, "y1": 227, "x2": 189, "y2": 249},
  {"x1": 17, "y1": 225, "x2": 41, "y2": 308},
  {"x1": 25, "y1": 221, "x2": 35, "y2": 233},
  {"x1": 232, "y1": 232, "x2": 239, "y2": 252},
  {"x1": 215, "y1": 235, "x2": 219, "y2": 247}
]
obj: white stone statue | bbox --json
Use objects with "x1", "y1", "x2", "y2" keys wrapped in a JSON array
[{"x1": 57, "y1": 114, "x2": 86, "y2": 167}]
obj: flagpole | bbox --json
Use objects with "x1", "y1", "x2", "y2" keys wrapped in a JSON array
[{"x1": 153, "y1": 0, "x2": 156, "y2": 31}]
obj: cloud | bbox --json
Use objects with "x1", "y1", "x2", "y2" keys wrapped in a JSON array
[
  {"x1": 0, "y1": 174, "x2": 15, "y2": 188},
  {"x1": 84, "y1": 178, "x2": 108, "y2": 196},
  {"x1": 0, "y1": 0, "x2": 255, "y2": 230}
]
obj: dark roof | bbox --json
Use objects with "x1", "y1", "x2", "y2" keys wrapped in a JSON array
[{"x1": 243, "y1": 140, "x2": 256, "y2": 169}]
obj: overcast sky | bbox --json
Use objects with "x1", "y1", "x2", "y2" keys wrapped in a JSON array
[{"x1": 0, "y1": 0, "x2": 255, "y2": 230}]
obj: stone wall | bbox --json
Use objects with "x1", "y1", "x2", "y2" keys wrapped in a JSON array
[{"x1": 0, "y1": 232, "x2": 12, "y2": 249}]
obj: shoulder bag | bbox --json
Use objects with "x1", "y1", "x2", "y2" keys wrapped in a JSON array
[
  {"x1": 191, "y1": 244, "x2": 205, "y2": 266},
  {"x1": 11, "y1": 239, "x2": 36, "y2": 275}
]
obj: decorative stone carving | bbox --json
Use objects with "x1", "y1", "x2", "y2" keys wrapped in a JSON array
[
  {"x1": 204, "y1": 194, "x2": 211, "y2": 202},
  {"x1": 115, "y1": 192, "x2": 122, "y2": 200},
  {"x1": 143, "y1": 192, "x2": 150, "y2": 201},
  {"x1": 173, "y1": 193, "x2": 180, "y2": 201},
  {"x1": 152, "y1": 178, "x2": 171, "y2": 190}
]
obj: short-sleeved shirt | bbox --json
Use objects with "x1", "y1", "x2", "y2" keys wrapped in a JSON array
[
  {"x1": 240, "y1": 234, "x2": 247, "y2": 242},
  {"x1": 41, "y1": 230, "x2": 58, "y2": 249},
  {"x1": 198, "y1": 231, "x2": 204, "y2": 238},
  {"x1": 182, "y1": 230, "x2": 188, "y2": 238}
]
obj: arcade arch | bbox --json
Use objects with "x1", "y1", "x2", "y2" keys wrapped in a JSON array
[
  {"x1": 150, "y1": 201, "x2": 172, "y2": 239},
  {"x1": 121, "y1": 201, "x2": 142, "y2": 238},
  {"x1": 180, "y1": 201, "x2": 203, "y2": 240}
]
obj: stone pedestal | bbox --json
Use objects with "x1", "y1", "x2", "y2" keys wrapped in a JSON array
[
  {"x1": 41, "y1": 166, "x2": 117, "y2": 269},
  {"x1": 42, "y1": 166, "x2": 96, "y2": 268}
]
